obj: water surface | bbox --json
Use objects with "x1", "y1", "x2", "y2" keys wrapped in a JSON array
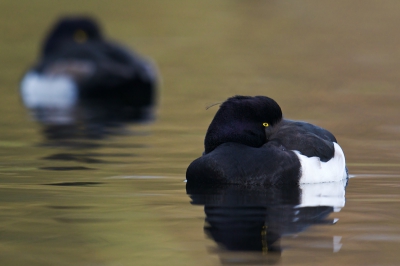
[{"x1": 1, "y1": 1, "x2": 400, "y2": 265}]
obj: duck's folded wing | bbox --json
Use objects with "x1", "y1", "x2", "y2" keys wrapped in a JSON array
[{"x1": 272, "y1": 122, "x2": 336, "y2": 162}]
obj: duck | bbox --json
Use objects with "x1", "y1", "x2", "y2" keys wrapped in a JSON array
[
  {"x1": 20, "y1": 16, "x2": 157, "y2": 109},
  {"x1": 186, "y1": 95, "x2": 347, "y2": 186}
]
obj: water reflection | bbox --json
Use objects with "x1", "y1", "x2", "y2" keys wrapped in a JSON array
[
  {"x1": 23, "y1": 99, "x2": 154, "y2": 168},
  {"x1": 187, "y1": 180, "x2": 347, "y2": 265},
  {"x1": 30, "y1": 100, "x2": 154, "y2": 139}
]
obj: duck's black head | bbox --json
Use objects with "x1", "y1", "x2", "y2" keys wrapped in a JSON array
[
  {"x1": 42, "y1": 16, "x2": 103, "y2": 56},
  {"x1": 204, "y1": 95, "x2": 283, "y2": 154}
]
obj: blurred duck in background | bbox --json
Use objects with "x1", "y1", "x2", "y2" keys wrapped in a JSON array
[
  {"x1": 20, "y1": 16, "x2": 157, "y2": 121},
  {"x1": 20, "y1": 16, "x2": 158, "y2": 145}
]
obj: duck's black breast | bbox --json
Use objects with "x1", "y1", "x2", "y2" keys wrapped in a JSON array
[
  {"x1": 186, "y1": 141, "x2": 301, "y2": 187},
  {"x1": 269, "y1": 120, "x2": 336, "y2": 162}
]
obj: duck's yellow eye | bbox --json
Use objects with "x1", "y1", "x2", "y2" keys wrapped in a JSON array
[
  {"x1": 263, "y1": 122, "x2": 269, "y2": 127},
  {"x1": 74, "y1": 30, "x2": 87, "y2": 43}
]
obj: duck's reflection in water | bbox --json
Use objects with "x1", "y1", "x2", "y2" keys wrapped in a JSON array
[
  {"x1": 30, "y1": 99, "x2": 154, "y2": 141},
  {"x1": 187, "y1": 180, "x2": 347, "y2": 265},
  {"x1": 25, "y1": 100, "x2": 154, "y2": 171}
]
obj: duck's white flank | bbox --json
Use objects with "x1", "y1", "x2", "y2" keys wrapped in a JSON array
[
  {"x1": 294, "y1": 142, "x2": 347, "y2": 184},
  {"x1": 20, "y1": 72, "x2": 78, "y2": 109}
]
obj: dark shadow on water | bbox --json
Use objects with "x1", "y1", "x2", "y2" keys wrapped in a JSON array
[
  {"x1": 53, "y1": 217, "x2": 117, "y2": 223},
  {"x1": 186, "y1": 180, "x2": 347, "y2": 265},
  {"x1": 41, "y1": 153, "x2": 105, "y2": 164},
  {"x1": 46, "y1": 205, "x2": 93, "y2": 209},
  {"x1": 39, "y1": 166, "x2": 95, "y2": 171},
  {"x1": 43, "y1": 182, "x2": 103, "y2": 186}
]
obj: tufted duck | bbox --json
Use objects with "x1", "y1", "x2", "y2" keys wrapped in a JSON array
[{"x1": 186, "y1": 95, "x2": 347, "y2": 186}]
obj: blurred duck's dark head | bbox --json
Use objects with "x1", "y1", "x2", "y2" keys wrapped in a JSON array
[
  {"x1": 204, "y1": 95, "x2": 283, "y2": 154},
  {"x1": 42, "y1": 16, "x2": 103, "y2": 56}
]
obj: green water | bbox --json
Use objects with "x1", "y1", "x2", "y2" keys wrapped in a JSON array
[{"x1": 1, "y1": 1, "x2": 400, "y2": 265}]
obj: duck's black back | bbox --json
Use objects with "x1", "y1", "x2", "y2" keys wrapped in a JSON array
[
  {"x1": 270, "y1": 120, "x2": 336, "y2": 162},
  {"x1": 34, "y1": 41, "x2": 155, "y2": 106}
]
